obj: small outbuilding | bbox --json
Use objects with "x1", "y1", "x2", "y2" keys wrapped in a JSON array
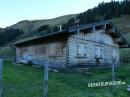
[{"x1": 12, "y1": 21, "x2": 129, "y2": 69}]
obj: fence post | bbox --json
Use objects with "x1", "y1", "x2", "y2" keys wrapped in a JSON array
[
  {"x1": 0, "y1": 59, "x2": 3, "y2": 97},
  {"x1": 44, "y1": 60, "x2": 49, "y2": 97},
  {"x1": 112, "y1": 59, "x2": 115, "y2": 81}
]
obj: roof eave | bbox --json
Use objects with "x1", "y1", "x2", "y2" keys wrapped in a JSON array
[{"x1": 12, "y1": 30, "x2": 67, "y2": 46}]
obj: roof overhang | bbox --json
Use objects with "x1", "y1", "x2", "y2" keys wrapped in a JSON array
[
  {"x1": 12, "y1": 30, "x2": 68, "y2": 46},
  {"x1": 11, "y1": 20, "x2": 130, "y2": 48}
]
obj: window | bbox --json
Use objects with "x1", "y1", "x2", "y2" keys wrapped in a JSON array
[
  {"x1": 95, "y1": 46, "x2": 102, "y2": 58},
  {"x1": 49, "y1": 45, "x2": 56, "y2": 56},
  {"x1": 20, "y1": 47, "x2": 28, "y2": 56},
  {"x1": 112, "y1": 49, "x2": 117, "y2": 60},
  {"x1": 56, "y1": 46, "x2": 65, "y2": 56},
  {"x1": 35, "y1": 45, "x2": 47, "y2": 55},
  {"x1": 49, "y1": 44, "x2": 65, "y2": 57},
  {"x1": 77, "y1": 44, "x2": 87, "y2": 57}
]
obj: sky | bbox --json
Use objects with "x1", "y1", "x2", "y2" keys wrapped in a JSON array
[{"x1": 0, "y1": 0, "x2": 121, "y2": 28}]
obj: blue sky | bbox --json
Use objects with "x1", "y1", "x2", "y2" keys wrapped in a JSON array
[{"x1": 0, "y1": 0, "x2": 120, "y2": 28}]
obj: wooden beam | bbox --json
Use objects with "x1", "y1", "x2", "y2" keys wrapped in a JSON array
[
  {"x1": 44, "y1": 60, "x2": 49, "y2": 97},
  {"x1": 112, "y1": 59, "x2": 115, "y2": 81},
  {"x1": 104, "y1": 24, "x2": 107, "y2": 30},
  {"x1": 112, "y1": 27, "x2": 116, "y2": 32},
  {"x1": 65, "y1": 39, "x2": 69, "y2": 70},
  {"x1": 106, "y1": 29, "x2": 114, "y2": 34},
  {"x1": 92, "y1": 25, "x2": 96, "y2": 32},
  {"x1": 120, "y1": 44, "x2": 129, "y2": 48},
  {"x1": 114, "y1": 38, "x2": 122, "y2": 43}
]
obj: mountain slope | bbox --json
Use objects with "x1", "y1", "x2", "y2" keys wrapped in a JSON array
[
  {"x1": 113, "y1": 16, "x2": 130, "y2": 33},
  {"x1": 112, "y1": 15, "x2": 130, "y2": 42},
  {"x1": 9, "y1": 14, "x2": 76, "y2": 33},
  {"x1": 112, "y1": 16, "x2": 130, "y2": 63}
]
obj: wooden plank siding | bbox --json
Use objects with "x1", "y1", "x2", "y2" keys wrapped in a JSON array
[
  {"x1": 67, "y1": 29, "x2": 120, "y2": 67},
  {"x1": 16, "y1": 38, "x2": 67, "y2": 69}
]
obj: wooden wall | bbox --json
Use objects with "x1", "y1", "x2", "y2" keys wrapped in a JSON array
[
  {"x1": 16, "y1": 41, "x2": 67, "y2": 68},
  {"x1": 67, "y1": 29, "x2": 120, "y2": 66}
]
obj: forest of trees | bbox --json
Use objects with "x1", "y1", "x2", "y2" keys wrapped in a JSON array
[
  {"x1": 0, "y1": 29, "x2": 23, "y2": 46},
  {"x1": 58, "y1": 0, "x2": 130, "y2": 30}
]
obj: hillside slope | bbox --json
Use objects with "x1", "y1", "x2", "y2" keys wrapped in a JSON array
[
  {"x1": 9, "y1": 14, "x2": 76, "y2": 33},
  {"x1": 112, "y1": 16, "x2": 130, "y2": 63},
  {"x1": 112, "y1": 16, "x2": 130, "y2": 42}
]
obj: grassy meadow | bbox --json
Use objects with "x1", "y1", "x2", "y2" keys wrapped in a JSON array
[{"x1": 2, "y1": 61, "x2": 130, "y2": 97}]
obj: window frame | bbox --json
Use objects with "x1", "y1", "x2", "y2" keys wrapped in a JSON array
[{"x1": 77, "y1": 43, "x2": 87, "y2": 58}]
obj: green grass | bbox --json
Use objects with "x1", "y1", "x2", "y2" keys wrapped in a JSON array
[
  {"x1": 0, "y1": 46, "x2": 15, "y2": 56},
  {"x1": 3, "y1": 61, "x2": 130, "y2": 97},
  {"x1": 120, "y1": 48, "x2": 130, "y2": 63},
  {"x1": 112, "y1": 15, "x2": 130, "y2": 33}
]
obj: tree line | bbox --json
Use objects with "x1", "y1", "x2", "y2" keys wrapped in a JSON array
[
  {"x1": 0, "y1": 29, "x2": 23, "y2": 46},
  {"x1": 58, "y1": 0, "x2": 130, "y2": 30}
]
